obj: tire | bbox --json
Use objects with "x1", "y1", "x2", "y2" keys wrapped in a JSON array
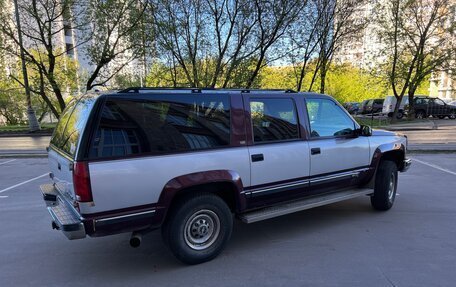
[
  {"x1": 438, "y1": 115, "x2": 445, "y2": 119},
  {"x1": 396, "y1": 111, "x2": 404, "y2": 119},
  {"x1": 162, "y1": 193, "x2": 233, "y2": 265},
  {"x1": 371, "y1": 161, "x2": 398, "y2": 211},
  {"x1": 449, "y1": 112, "x2": 456, "y2": 120},
  {"x1": 415, "y1": 110, "x2": 426, "y2": 119}
]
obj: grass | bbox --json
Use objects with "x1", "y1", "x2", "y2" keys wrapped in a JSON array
[
  {"x1": 0, "y1": 123, "x2": 56, "y2": 133},
  {"x1": 355, "y1": 117, "x2": 390, "y2": 128}
]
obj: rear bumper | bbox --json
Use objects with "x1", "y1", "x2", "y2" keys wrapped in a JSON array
[
  {"x1": 40, "y1": 184, "x2": 86, "y2": 240},
  {"x1": 401, "y1": 158, "x2": 412, "y2": 172},
  {"x1": 40, "y1": 184, "x2": 162, "y2": 238}
]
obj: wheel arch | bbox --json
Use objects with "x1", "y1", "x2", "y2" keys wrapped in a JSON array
[
  {"x1": 365, "y1": 143, "x2": 406, "y2": 189},
  {"x1": 372, "y1": 143, "x2": 406, "y2": 171},
  {"x1": 157, "y1": 170, "x2": 246, "y2": 222}
]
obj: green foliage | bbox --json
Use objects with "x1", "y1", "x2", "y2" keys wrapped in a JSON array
[
  {"x1": 259, "y1": 63, "x2": 390, "y2": 104},
  {"x1": 0, "y1": 84, "x2": 27, "y2": 125},
  {"x1": 325, "y1": 64, "x2": 389, "y2": 103}
]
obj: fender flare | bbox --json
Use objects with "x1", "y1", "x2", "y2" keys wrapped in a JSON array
[
  {"x1": 366, "y1": 143, "x2": 406, "y2": 188},
  {"x1": 157, "y1": 170, "x2": 246, "y2": 213}
]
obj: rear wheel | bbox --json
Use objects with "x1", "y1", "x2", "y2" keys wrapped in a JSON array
[
  {"x1": 162, "y1": 193, "x2": 233, "y2": 265},
  {"x1": 396, "y1": 111, "x2": 404, "y2": 119},
  {"x1": 449, "y1": 112, "x2": 456, "y2": 120},
  {"x1": 371, "y1": 161, "x2": 398, "y2": 211},
  {"x1": 415, "y1": 110, "x2": 426, "y2": 119}
]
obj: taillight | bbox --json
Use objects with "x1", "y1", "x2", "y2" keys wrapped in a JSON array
[{"x1": 73, "y1": 162, "x2": 93, "y2": 202}]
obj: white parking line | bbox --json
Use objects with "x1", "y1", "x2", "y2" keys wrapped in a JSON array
[
  {"x1": 0, "y1": 173, "x2": 48, "y2": 194},
  {"x1": 412, "y1": 158, "x2": 456, "y2": 176},
  {"x1": 0, "y1": 159, "x2": 16, "y2": 166}
]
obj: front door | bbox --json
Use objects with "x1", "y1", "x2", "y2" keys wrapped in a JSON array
[
  {"x1": 305, "y1": 98, "x2": 370, "y2": 192},
  {"x1": 243, "y1": 96, "x2": 310, "y2": 208}
]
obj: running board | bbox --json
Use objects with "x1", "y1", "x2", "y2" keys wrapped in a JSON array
[{"x1": 239, "y1": 188, "x2": 373, "y2": 224}]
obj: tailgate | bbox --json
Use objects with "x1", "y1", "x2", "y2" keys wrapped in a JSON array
[{"x1": 48, "y1": 148, "x2": 75, "y2": 201}]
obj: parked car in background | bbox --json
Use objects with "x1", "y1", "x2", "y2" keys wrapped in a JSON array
[
  {"x1": 364, "y1": 99, "x2": 384, "y2": 115},
  {"x1": 343, "y1": 102, "x2": 360, "y2": 114},
  {"x1": 413, "y1": 96, "x2": 456, "y2": 119},
  {"x1": 359, "y1": 100, "x2": 370, "y2": 114},
  {"x1": 382, "y1": 96, "x2": 409, "y2": 119}
]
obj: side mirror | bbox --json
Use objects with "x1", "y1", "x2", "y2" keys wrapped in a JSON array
[{"x1": 359, "y1": 125, "x2": 372, "y2": 136}]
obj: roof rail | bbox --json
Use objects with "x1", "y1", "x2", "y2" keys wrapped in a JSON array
[{"x1": 117, "y1": 87, "x2": 298, "y2": 94}]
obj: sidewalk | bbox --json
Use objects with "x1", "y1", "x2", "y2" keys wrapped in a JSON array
[{"x1": 0, "y1": 136, "x2": 50, "y2": 157}]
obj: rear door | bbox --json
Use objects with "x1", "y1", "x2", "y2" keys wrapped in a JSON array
[
  {"x1": 243, "y1": 95, "x2": 310, "y2": 207},
  {"x1": 48, "y1": 96, "x2": 97, "y2": 200},
  {"x1": 430, "y1": 98, "x2": 448, "y2": 116},
  {"x1": 305, "y1": 97, "x2": 370, "y2": 192}
]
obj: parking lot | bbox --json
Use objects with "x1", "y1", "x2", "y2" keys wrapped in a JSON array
[{"x1": 1, "y1": 154, "x2": 455, "y2": 287}]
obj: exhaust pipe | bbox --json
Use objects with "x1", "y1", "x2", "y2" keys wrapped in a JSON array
[
  {"x1": 129, "y1": 231, "x2": 142, "y2": 248},
  {"x1": 52, "y1": 221, "x2": 60, "y2": 230}
]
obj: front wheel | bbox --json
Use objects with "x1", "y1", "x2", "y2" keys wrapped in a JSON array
[
  {"x1": 162, "y1": 193, "x2": 233, "y2": 265},
  {"x1": 371, "y1": 161, "x2": 398, "y2": 211}
]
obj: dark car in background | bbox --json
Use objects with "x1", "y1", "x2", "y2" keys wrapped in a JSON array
[
  {"x1": 413, "y1": 96, "x2": 456, "y2": 119},
  {"x1": 364, "y1": 99, "x2": 384, "y2": 115},
  {"x1": 359, "y1": 100, "x2": 370, "y2": 114},
  {"x1": 343, "y1": 102, "x2": 360, "y2": 114}
]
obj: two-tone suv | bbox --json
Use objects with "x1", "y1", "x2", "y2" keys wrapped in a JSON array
[{"x1": 41, "y1": 88, "x2": 411, "y2": 264}]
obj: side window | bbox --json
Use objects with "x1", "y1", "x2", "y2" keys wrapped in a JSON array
[
  {"x1": 433, "y1": 99, "x2": 445, "y2": 106},
  {"x1": 416, "y1": 98, "x2": 429, "y2": 105},
  {"x1": 89, "y1": 95, "x2": 230, "y2": 159},
  {"x1": 306, "y1": 99, "x2": 355, "y2": 137},
  {"x1": 250, "y1": 98, "x2": 299, "y2": 143}
]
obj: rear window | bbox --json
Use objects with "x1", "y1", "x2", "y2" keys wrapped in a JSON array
[
  {"x1": 50, "y1": 96, "x2": 96, "y2": 157},
  {"x1": 89, "y1": 94, "x2": 230, "y2": 159}
]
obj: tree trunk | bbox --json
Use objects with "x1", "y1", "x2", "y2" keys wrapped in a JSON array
[{"x1": 390, "y1": 96, "x2": 403, "y2": 124}]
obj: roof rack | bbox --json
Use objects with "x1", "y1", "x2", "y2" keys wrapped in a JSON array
[{"x1": 118, "y1": 87, "x2": 297, "y2": 94}]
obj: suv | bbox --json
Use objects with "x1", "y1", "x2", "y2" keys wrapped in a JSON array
[
  {"x1": 40, "y1": 88, "x2": 411, "y2": 264},
  {"x1": 413, "y1": 96, "x2": 456, "y2": 119}
]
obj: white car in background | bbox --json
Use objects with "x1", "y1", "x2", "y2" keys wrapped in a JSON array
[{"x1": 382, "y1": 96, "x2": 409, "y2": 119}]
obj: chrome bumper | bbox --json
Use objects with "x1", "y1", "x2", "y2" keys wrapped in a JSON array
[
  {"x1": 40, "y1": 184, "x2": 86, "y2": 240},
  {"x1": 401, "y1": 158, "x2": 412, "y2": 172}
]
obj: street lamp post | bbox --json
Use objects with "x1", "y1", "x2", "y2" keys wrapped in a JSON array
[{"x1": 13, "y1": 0, "x2": 40, "y2": 131}]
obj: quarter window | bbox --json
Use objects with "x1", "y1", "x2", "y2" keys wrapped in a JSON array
[
  {"x1": 89, "y1": 95, "x2": 230, "y2": 159},
  {"x1": 250, "y1": 98, "x2": 299, "y2": 143},
  {"x1": 306, "y1": 99, "x2": 355, "y2": 137}
]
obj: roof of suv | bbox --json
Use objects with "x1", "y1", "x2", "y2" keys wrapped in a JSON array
[{"x1": 94, "y1": 87, "x2": 331, "y2": 100}]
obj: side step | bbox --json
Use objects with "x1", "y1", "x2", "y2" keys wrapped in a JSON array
[{"x1": 239, "y1": 188, "x2": 373, "y2": 223}]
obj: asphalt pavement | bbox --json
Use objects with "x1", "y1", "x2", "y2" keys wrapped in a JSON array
[{"x1": 1, "y1": 154, "x2": 456, "y2": 286}]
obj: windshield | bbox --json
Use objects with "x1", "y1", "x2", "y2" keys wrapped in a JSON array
[{"x1": 50, "y1": 96, "x2": 96, "y2": 158}]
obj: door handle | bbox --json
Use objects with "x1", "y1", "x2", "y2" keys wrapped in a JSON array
[
  {"x1": 311, "y1": 148, "x2": 321, "y2": 155},
  {"x1": 251, "y1": 154, "x2": 264, "y2": 162}
]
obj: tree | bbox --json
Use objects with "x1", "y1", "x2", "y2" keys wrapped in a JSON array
[
  {"x1": 0, "y1": 0, "x2": 88, "y2": 117},
  {"x1": 375, "y1": 0, "x2": 455, "y2": 122},
  {"x1": 83, "y1": 0, "x2": 148, "y2": 90},
  {"x1": 310, "y1": 0, "x2": 366, "y2": 94}
]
